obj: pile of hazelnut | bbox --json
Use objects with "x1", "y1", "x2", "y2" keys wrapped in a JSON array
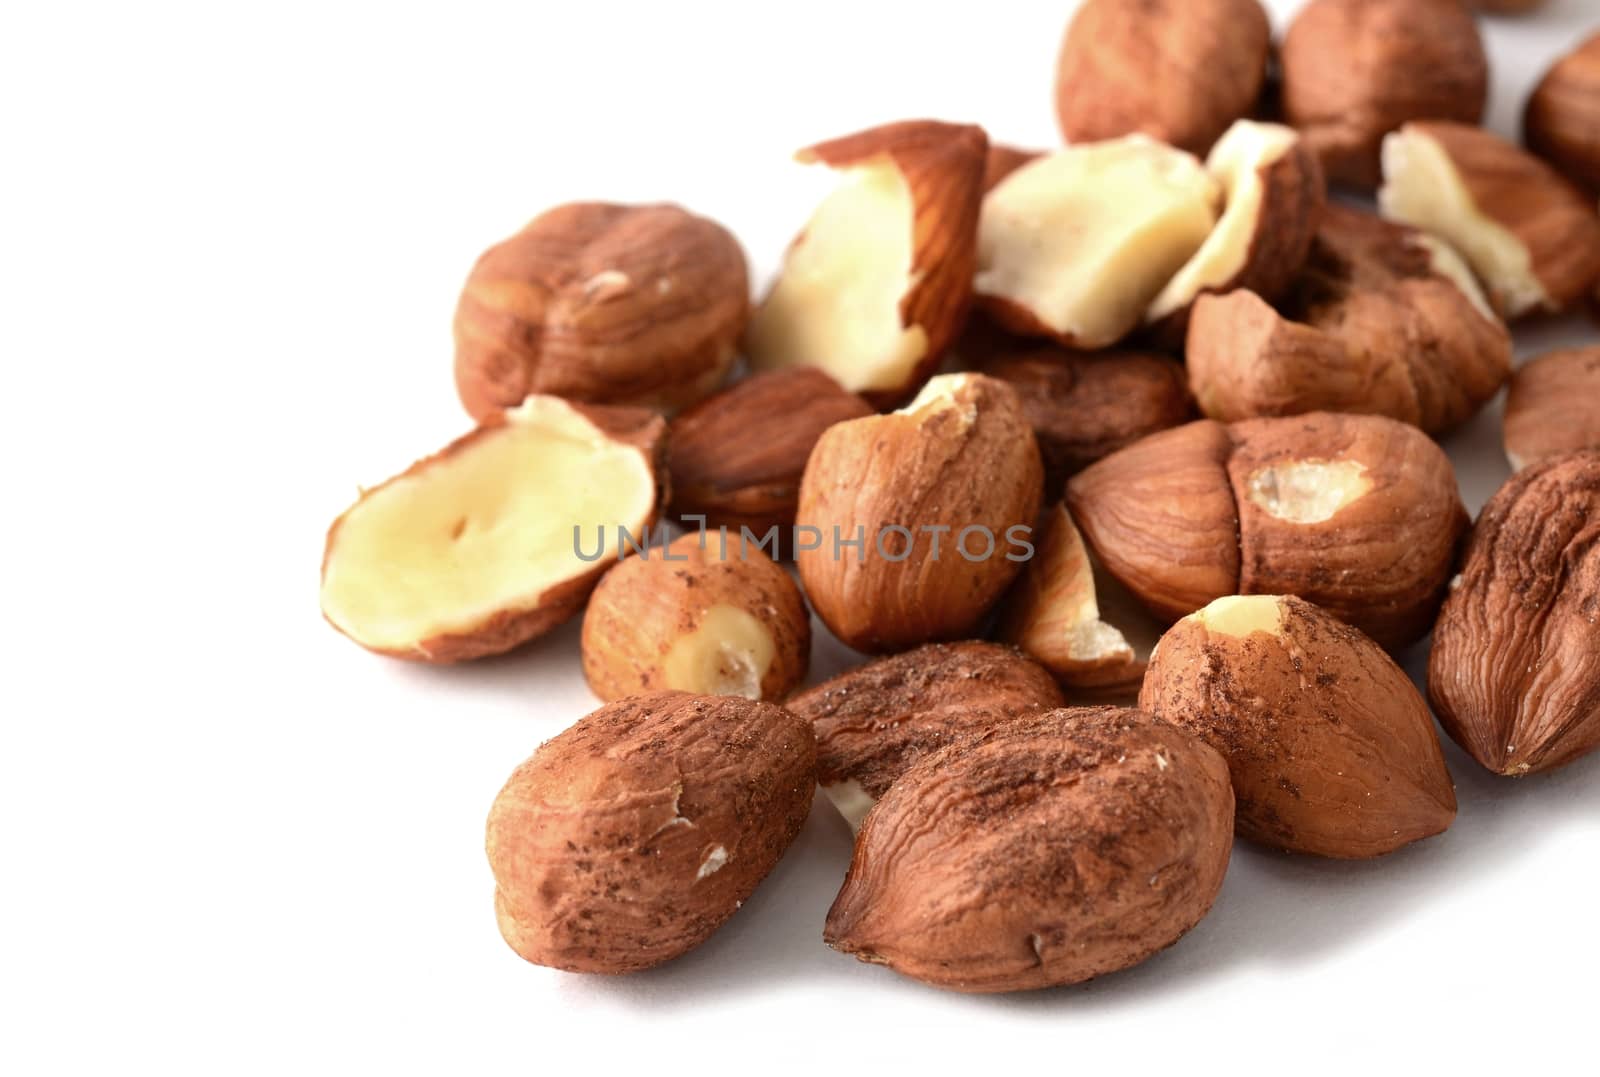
[{"x1": 320, "y1": 0, "x2": 1599, "y2": 993}]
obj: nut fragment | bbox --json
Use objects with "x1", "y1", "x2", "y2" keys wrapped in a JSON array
[
  {"x1": 1186, "y1": 204, "x2": 1511, "y2": 434},
  {"x1": 667, "y1": 368, "x2": 873, "y2": 536},
  {"x1": 796, "y1": 373, "x2": 1043, "y2": 653},
  {"x1": 824, "y1": 707, "x2": 1233, "y2": 993},
  {"x1": 1053, "y1": 0, "x2": 1271, "y2": 156},
  {"x1": 486, "y1": 692, "x2": 816, "y2": 973},
  {"x1": 1145, "y1": 120, "x2": 1325, "y2": 340},
  {"x1": 1067, "y1": 413, "x2": 1468, "y2": 649},
  {"x1": 1428, "y1": 452, "x2": 1600, "y2": 777},
  {"x1": 581, "y1": 533, "x2": 810, "y2": 702},
  {"x1": 1282, "y1": 0, "x2": 1487, "y2": 190},
  {"x1": 1380, "y1": 122, "x2": 1600, "y2": 316},
  {"x1": 996, "y1": 505, "x2": 1163, "y2": 697},
  {"x1": 969, "y1": 331, "x2": 1194, "y2": 488},
  {"x1": 1139, "y1": 595, "x2": 1457, "y2": 858},
  {"x1": 453, "y1": 203, "x2": 748, "y2": 419},
  {"x1": 976, "y1": 136, "x2": 1221, "y2": 349},
  {"x1": 746, "y1": 121, "x2": 987, "y2": 405},
  {"x1": 320, "y1": 396, "x2": 666, "y2": 662},
  {"x1": 1503, "y1": 348, "x2": 1600, "y2": 471},
  {"x1": 785, "y1": 641, "x2": 1064, "y2": 828},
  {"x1": 1526, "y1": 32, "x2": 1600, "y2": 191}
]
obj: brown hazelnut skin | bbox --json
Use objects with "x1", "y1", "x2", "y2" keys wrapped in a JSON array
[
  {"x1": 1054, "y1": 0, "x2": 1271, "y2": 156},
  {"x1": 454, "y1": 202, "x2": 748, "y2": 419},
  {"x1": 1282, "y1": 0, "x2": 1488, "y2": 190},
  {"x1": 1503, "y1": 347, "x2": 1600, "y2": 471},
  {"x1": 1525, "y1": 32, "x2": 1600, "y2": 192}
]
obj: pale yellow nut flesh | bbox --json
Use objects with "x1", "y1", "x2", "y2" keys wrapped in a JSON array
[
  {"x1": 320, "y1": 397, "x2": 655, "y2": 654},
  {"x1": 1246, "y1": 459, "x2": 1373, "y2": 524},
  {"x1": 660, "y1": 604, "x2": 777, "y2": 700},
  {"x1": 747, "y1": 159, "x2": 928, "y2": 394},
  {"x1": 1191, "y1": 594, "x2": 1286, "y2": 639},
  {"x1": 977, "y1": 135, "x2": 1221, "y2": 347}
]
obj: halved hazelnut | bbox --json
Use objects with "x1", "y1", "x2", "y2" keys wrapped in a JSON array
[
  {"x1": 1379, "y1": 122, "x2": 1600, "y2": 316},
  {"x1": 1503, "y1": 347, "x2": 1600, "y2": 471},
  {"x1": 320, "y1": 396, "x2": 666, "y2": 662},
  {"x1": 1525, "y1": 32, "x2": 1600, "y2": 192},
  {"x1": 796, "y1": 372, "x2": 1042, "y2": 653},
  {"x1": 996, "y1": 504, "x2": 1162, "y2": 698},
  {"x1": 746, "y1": 121, "x2": 987, "y2": 406},
  {"x1": 1053, "y1": 0, "x2": 1271, "y2": 156},
  {"x1": 453, "y1": 203, "x2": 747, "y2": 419},
  {"x1": 975, "y1": 135, "x2": 1221, "y2": 349},
  {"x1": 581, "y1": 532, "x2": 810, "y2": 702},
  {"x1": 1281, "y1": 0, "x2": 1487, "y2": 191},
  {"x1": 1144, "y1": 120, "x2": 1324, "y2": 341},
  {"x1": 785, "y1": 641, "x2": 1064, "y2": 829},
  {"x1": 1186, "y1": 204, "x2": 1511, "y2": 434},
  {"x1": 1140, "y1": 595, "x2": 1457, "y2": 858}
]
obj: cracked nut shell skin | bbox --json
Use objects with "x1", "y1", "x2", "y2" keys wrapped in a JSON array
[
  {"x1": 824, "y1": 706, "x2": 1233, "y2": 993},
  {"x1": 1428, "y1": 451, "x2": 1600, "y2": 777},
  {"x1": 485, "y1": 692, "x2": 816, "y2": 973},
  {"x1": 1139, "y1": 595, "x2": 1457, "y2": 858}
]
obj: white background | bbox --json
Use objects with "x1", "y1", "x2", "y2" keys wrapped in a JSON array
[{"x1": 4, "y1": 1, "x2": 1597, "y2": 1073}]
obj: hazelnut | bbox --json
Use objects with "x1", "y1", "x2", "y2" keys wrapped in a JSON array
[
  {"x1": 667, "y1": 368, "x2": 873, "y2": 537},
  {"x1": 1428, "y1": 452, "x2": 1600, "y2": 777},
  {"x1": 824, "y1": 706, "x2": 1234, "y2": 993},
  {"x1": 1145, "y1": 120, "x2": 1326, "y2": 344},
  {"x1": 320, "y1": 396, "x2": 666, "y2": 662},
  {"x1": 1282, "y1": 0, "x2": 1488, "y2": 190},
  {"x1": 1186, "y1": 204, "x2": 1512, "y2": 434},
  {"x1": 785, "y1": 641, "x2": 1064, "y2": 828},
  {"x1": 1380, "y1": 121, "x2": 1600, "y2": 316},
  {"x1": 581, "y1": 533, "x2": 810, "y2": 703},
  {"x1": 1140, "y1": 594, "x2": 1458, "y2": 858},
  {"x1": 486, "y1": 692, "x2": 816, "y2": 973},
  {"x1": 1503, "y1": 347, "x2": 1600, "y2": 471},
  {"x1": 1053, "y1": 0, "x2": 1271, "y2": 156},
  {"x1": 976, "y1": 135, "x2": 1222, "y2": 348},
  {"x1": 1525, "y1": 32, "x2": 1600, "y2": 192},
  {"x1": 453, "y1": 203, "x2": 747, "y2": 419},
  {"x1": 1067, "y1": 412, "x2": 1469, "y2": 649},
  {"x1": 1470, "y1": 0, "x2": 1546, "y2": 12},
  {"x1": 795, "y1": 373, "x2": 1043, "y2": 653},
  {"x1": 746, "y1": 121, "x2": 988, "y2": 406}
]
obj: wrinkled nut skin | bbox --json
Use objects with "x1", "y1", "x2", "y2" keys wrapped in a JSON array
[
  {"x1": 972, "y1": 337, "x2": 1195, "y2": 490},
  {"x1": 581, "y1": 533, "x2": 811, "y2": 703},
  {"x1": 796, "y1": 374, "x2": 1043, "y2": 653},
  {"x1": 1428, "y1": 452, "x2": 1600, "y2": 777},
  {"x1": 1503, "y1": 348, "x2": 1600, "y2": 471},
  {"x1": 786, "y1": 642, "x2": 1064, "y2": 805},
  {"x1": 667, "y1": 369, "x2": 873, "y2": 537},
  {"x1": 1471, "y1": 0, "x2": 1544, "y2": 11},
  {"x1": 454, "y1": 202, "x2": 748, "y2": 419},
  {"x1": 1227, "y1": 413, "x2": 1468, "y2": 650},
  {"x1": 1188, "y1": 205, "x2": 1510, "y2": 435},
  {"x1": 1066, "y1": 421, "x2": 1241, "y2": 623},
  {"x1": 1054, "y1": 0, "x2": 1270, "y2": 156},
  {"x1": 824, "y1": 707, "x2": 1234, "y2": 993},
  {"x1": 320, "y1": 400, "x2": 668, "y2": 663},
  {"x1": 1068, "y1": 413, "x2": 1467, "y2": 648},
  {"x1": 1525, "y1": 32, "x2": 1600, "y2": 191},
  {"x1": 486, "y1": 692, "x2": 816, "y2": 973},
  {"x1": 1282, "y1": 0, "x2": 1487, "y2": 190},
  {"x1": 1140, "y1": 596, "x2": 1457, "y2": 858}
]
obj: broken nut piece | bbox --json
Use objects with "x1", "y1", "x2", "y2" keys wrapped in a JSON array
[
  {"x1": 320, "y1": 395, "x2": 667, "y2": 662},
  {"x1": 486, "y1": 692, "x2": 816, "y2": 973},
  {"x1": 453, "y1": 202, "x2": 748, "y2": 419},
  {"x1": 1503, "y1": 347, "x2": 1600, "y2": 471},
  {"x1": 785, "y1": 641, "x2": 1064, "y2": 829},
  {"x1": 581, "y1": 532, "x2": 811, "y2": 702},
  {"x1": 976, "y1": 135, "x2": 1221, "y2": 349},
  {"x1": 1379, "y1": 121, "x2": 1600, "y2": 316},
  {"x1": 746, "y1": 121, "x2": 988, "y2": 406},
  {"x1": 1140, "y1": 595, "x2": 1457, "y2": 858}
]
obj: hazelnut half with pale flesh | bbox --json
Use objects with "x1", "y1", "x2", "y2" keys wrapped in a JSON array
[
  {"x1": 320, "y1": 396, "x2": 666, "y2": 662},
  {"x1": 746, "y1": 121, "x2": 988, "y2": 407}
]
